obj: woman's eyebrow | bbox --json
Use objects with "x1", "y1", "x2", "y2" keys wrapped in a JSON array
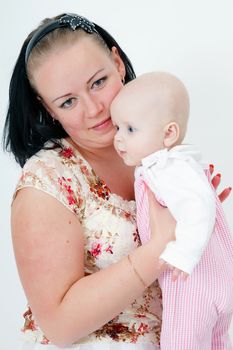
[
  {"x1": 52, "y1": 69, "x2": 105, "y2": 103},
  {"x1": 87, "y1": 68, "x2": 105, "y2": 84},
  {"x1": 52, "y1": 93, "x2": 72, "y2": 103}
]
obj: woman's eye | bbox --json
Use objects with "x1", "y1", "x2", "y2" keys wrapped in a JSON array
[
  {"x1": 60, "y1": 98, "x2": 76, "y2": 109},
  {"x1": 92, "y1": 77, "x2": 107, "y2": 89}
]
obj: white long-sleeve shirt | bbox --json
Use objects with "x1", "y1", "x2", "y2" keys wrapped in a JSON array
[{"x1": 135, "y1": 144, "x2": 216, "y2": 274}]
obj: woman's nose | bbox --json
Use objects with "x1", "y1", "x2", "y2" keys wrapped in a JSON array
[{"x1": 83, "y1": 94, "x2": 103, "y2": 118}]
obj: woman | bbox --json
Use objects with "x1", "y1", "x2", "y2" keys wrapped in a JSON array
[{"x1": 3, "y1": 13, "x2": 230, "y2": 350}]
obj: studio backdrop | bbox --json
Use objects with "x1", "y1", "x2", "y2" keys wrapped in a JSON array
[{"x1": 0, "y1": 0, "x2": 232, "y2": 348}]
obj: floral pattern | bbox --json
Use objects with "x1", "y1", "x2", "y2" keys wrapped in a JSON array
[{"x1": 16, "y1": 138, "x2": 162, "y2": 347}]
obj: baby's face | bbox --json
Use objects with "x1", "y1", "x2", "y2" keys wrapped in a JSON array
[{"x1": 111, "y1": 94, "x2": 165, "y2": 166}]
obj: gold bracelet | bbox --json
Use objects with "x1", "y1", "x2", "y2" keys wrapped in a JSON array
[{"x1": 127, "y1": 254, "x2": 147, "y2": 289}]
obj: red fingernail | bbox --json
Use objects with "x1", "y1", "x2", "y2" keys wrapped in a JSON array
[
  {"x1": 216, "y1": 173, "x2": 221, "y2": 177},
  {"x1": 228, "y1": 187, "x2": 232, "y2": 191},
  {"x1": 209, "y1": 164, "x2": 214, "y2": 170}
]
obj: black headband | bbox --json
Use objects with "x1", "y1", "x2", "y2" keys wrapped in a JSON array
[{"x1": 25, "y1": 13, "x2": 98, "y2": 64}]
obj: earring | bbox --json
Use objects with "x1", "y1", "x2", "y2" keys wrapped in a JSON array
[{"x1": 121, "y1": 77, "x2": 125, "y2": 85}]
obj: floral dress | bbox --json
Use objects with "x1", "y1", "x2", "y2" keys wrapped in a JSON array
[{"x1": 15, "y1": 138, "x2": 162, "y2": 350}]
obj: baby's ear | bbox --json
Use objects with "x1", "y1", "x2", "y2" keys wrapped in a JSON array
[{"x1": 163, "y1": 122, "x2": 180, "y2": 148}]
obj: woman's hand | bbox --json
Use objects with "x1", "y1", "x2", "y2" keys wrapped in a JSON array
[{"x1": 209, "y1": 164, "x2": 231, "y2": 202}]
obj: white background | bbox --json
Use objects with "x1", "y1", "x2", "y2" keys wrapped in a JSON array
[{"x1": 0, "y1": 0, "x2": 232, "y2": 348}]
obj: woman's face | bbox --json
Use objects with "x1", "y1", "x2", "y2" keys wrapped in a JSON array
[{"x1": 32, "y1": 35, "x2": 126, "y2": 150}]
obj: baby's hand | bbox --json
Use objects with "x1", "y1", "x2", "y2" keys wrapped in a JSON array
[
  {"x1": 160, "y1": 259, "x2": 189, "y2": 281},
  {"x1": 171, "y1": 267, "x2": 189, "y2": 282}
]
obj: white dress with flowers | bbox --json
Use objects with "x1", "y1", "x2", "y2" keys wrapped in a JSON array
[{"x1": 15, "y1": 138, "x2": 162, "y2": 350}]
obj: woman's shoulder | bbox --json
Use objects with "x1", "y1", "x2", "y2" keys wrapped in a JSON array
[
  {"x1": 22, "y1": 138, "x2": 87, "y2": 178},
  {"x1": 15, "y1": 138, "x2": 88, "y2": 216}
]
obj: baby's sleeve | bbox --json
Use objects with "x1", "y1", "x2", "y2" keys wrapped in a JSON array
[{"x1": 145, "y1": 159, "x2": 216, "y2": 274}]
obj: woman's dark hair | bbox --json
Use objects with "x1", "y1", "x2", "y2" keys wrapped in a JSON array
[{"x1": 3, "y1": 14, "x2": 136, "y2": 167}]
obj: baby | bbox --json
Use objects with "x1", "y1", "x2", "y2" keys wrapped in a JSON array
[
  {"x1": 111, "y1": 72, "x2": 233, "y2": 349},
  {"x1": 111, "y1": 71, "x2": 216, "y2": 278}
]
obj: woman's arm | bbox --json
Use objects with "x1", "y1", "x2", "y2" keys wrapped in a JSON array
[{"x1": 12, "y1": 187, "x2": 174, "y2": 347}]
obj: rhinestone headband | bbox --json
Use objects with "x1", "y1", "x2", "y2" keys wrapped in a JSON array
[{"x1": 25, "y1": 13, "x2": 98, "y2": 64}]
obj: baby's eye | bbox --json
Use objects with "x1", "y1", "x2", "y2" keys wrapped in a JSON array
[
  {"x1": 60, "y1": 97, "x2": 76, "y2": 109},
  {"x1": 127, "y1": 125, "x2": 135, "y2": 133}
]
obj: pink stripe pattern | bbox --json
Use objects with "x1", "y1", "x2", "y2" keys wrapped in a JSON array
[{"x1": 134, "y1": 172, "x2": 233, "y2": 349}]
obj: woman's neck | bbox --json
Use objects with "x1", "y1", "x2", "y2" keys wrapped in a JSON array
[
  {"x1": 66, "y1": 137, "x2": 119, "y2": 162},
  {"x1": 65, "y1": 137, "x2": 135, "y2": 201}
]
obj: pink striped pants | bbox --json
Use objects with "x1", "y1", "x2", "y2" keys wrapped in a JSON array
[{"x1": 135, "y1": 175, "x2": 233, "y2": 349}]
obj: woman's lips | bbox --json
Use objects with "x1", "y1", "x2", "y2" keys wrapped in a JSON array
[{"x1": 92, "y1": 117, "x2": 112, "y2": 130}]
